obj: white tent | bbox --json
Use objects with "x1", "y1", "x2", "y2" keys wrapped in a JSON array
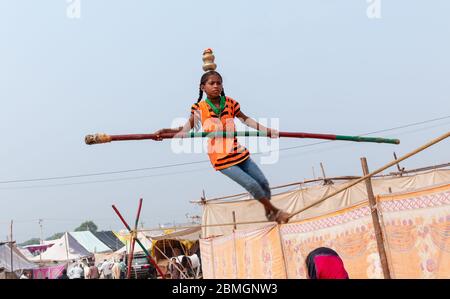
[
  {"x1": 29, "y1": 233, "x2": 92, "y2": 262},
  {"x1": 0, "y1": 243, "x2": 37, "y2": 271}
]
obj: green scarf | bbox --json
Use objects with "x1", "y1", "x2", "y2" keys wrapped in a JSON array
[{"x1": 205, "y1": 96, "x2": 225, "y2": 116}]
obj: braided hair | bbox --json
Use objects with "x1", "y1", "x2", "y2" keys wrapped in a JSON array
[{"x1": 197, "y1": 71, "x2": 225, "y2": 103}]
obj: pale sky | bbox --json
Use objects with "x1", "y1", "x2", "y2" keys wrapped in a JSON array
[{"x1": 1, "y1": 1, "x2": 449, "y2": 242}]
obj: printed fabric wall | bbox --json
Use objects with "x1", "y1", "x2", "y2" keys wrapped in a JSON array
[
  {"x1": 200, "y1": 182, "x2": 450, "y2": 279},
  {"x1": 200, "y1": 224, "x2": 287, "y2": 279}
]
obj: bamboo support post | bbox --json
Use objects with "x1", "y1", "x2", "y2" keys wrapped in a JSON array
[
  {"x1": 320, "y1": 162, "x2": 332, "y2": 185},
  {"x1": 393, "y1": 152, "x2": 405, "y2": 174},
  {"x1": 361, "y1": 157, "x2": 391, "y2": 279},
  {"x1": 112, "y1": 200, "x2": 165, "y2": 279},
  {"x1": 152, "y1": 244, "x2": 187, "y2": 279},
  {"x1": 10, "y1": 220, "x2": 13, "y2": 274}
]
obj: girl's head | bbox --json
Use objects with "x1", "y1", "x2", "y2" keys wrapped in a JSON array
[{"x1": 197, "y1": 71, "x2": 225, "y2": 102}]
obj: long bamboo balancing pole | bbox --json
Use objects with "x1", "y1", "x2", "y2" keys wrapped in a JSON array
[{"x1": 85, "y1": 131, "x2": 400, "y2": 145}]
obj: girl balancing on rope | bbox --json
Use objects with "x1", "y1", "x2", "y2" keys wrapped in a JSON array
[{"x1": 154, "y1": 49, "x2": 290, "y2": 224}]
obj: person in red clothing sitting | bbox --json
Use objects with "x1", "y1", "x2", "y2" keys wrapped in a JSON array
[{"x1": 305, "y1": 247, "x2": 349, "y2": 279}]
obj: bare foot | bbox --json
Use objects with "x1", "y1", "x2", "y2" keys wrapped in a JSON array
[{"x1": 266, "y1": 210, "x2": 290, "y2": 224}]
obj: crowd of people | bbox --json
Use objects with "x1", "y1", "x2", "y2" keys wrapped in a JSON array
[
  {"x1": 57, "y1": 254, "x2": 200, "y2": 279},
  {"x1": 58, "y1": 258, "x2": 127, "y2": 279}
]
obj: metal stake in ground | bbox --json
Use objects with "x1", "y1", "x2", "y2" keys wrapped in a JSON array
[{"x1": 112, "y1": 198, "x2": 165, "y2": 279}]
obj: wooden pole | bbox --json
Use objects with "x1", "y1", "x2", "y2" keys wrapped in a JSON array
[
  {"x1": 127, "y1": 237, "x2": 136, "y2": 279},
  {"x1": 64, "y1": 232, "x2": 70, "y2": 263},
  {"x1": 39, "y1": 219, "x2": 43, "y2": 264},
  {"x1": 10, "y1": 220, "x2": 13, "y2": 274},
  {"x1": 155, "y1": 245, "x2": 187, "y2": 279},
  {"x1": 85, "y1": 131, "x2": 400, "y2": 145},
  {"x1": 201, "y1": 190, "x2": 207, "y2": 204},
  {"x1": 39, "y1": 219, "x2": 43, "y2": 245},
  {"x1": 232, "y1": 211, "x2": 237, "y2": 230},
  {"x1": 167, "y1": 240, "x2": 175, "y2": 257},
  {"x1": 320, "y1": 162, "x2": 326, "y2": 180},
  {"x1": 125, "y1": 197, "x2": 143, "y2": 279},
  {"x1": 361, "y1": 157, "x2": 391, "y2": 279},
  {"x1": 112, "y1": 202, "x2": 165, "y2": 278},
  {"x1": 320, "y1": 162, "x2": 332, "y2": 185},
  {"x1": 393, "y1": 152, "x2": 405, "y2": 174}
]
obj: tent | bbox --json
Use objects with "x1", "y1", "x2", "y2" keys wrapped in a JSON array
[
  {"x1": 148, "y1": 226, "x2": 201, "y2": 260},
  {"x1": 94, "y1": 231, "x2": 124, "y2": 251},
  {"x1": 69, "y1": 231, "x2": 111, "y2": 253},
  {"x1": 0, "y1": 243, "x2": 37, "y2": 272},
  {"x1": 29, "y1": 233, "x2": 92, "y2": 262}
]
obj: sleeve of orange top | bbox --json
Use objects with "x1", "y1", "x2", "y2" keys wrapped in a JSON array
[
  {"x1": 190, "y1": 102, "x2": 200, "y2": 115},
  {"x1": 233, "y1": 100, "x2": 240, "y2": 117}
]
